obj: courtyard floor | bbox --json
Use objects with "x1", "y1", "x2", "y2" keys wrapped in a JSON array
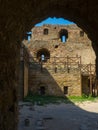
[{"x1": 18, "y1": 100, "x2": 98, "y2": 130}]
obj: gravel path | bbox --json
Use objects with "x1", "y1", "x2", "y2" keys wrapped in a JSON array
[{"x1": 18, "y1": 101, "x2": 98, "y2": 130}]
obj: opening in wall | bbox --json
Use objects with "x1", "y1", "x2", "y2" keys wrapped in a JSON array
[
  {"x1": 43, "y1": 28, "x2": 49, "y2": 35},
  {"x1": 37, "y1": 48, "x2": 50, "y2": 62},
  {"x1": 80, "y1": 31, "x2": 84, "y2": 37},
  {"x1": 59, "y1": 29, "x2": 68, "y2": 43},
  {"x1": 39, "y1": 86, "x2": 45, "y2": 95},
  {"x1": 26, "y1": 32, "x2": 32, "y2": 42},
  {"x1": 64, "y1": 86, "x2": 68, "y2": 94}
]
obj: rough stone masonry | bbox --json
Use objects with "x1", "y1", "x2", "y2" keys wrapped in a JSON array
[
  {"x1": 21, "y1": 24, "x2": 96, "y2": 97},
  {"x1": 0, "y1": 0, "x2": 98, "y2": 130}
]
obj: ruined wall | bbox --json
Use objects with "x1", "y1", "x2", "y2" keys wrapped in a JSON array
[
  {"x1": 0, "y1": 41, "x2": 20, "y2": 130},
  {"x1": 25, "y1": 24, "x2": 95, "y2": 64},
  {"x1": 29, "y1": 64, "x2": 81, "y2": 96},
  {"x1": 32, "y1": 24, "x2": 89, "y2": 43},
  {"x1": 23, "y1": 24, "x2": 95, "y2": 96},
  {"x1": 0, "y1": 0, "x2": 98, "y2": 129},
  {"x1": 82, "y1": 75, "x2": 90, "y2": 95}
]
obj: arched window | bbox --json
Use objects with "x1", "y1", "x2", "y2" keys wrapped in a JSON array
[
  {"x1": 59, "y1": 29, "x2": 68, "y2": 43},
  {"x1": 26, "y1": 32, "x2": 32, "y2": 42},
  {"x1": 37, "y1": 48, "x2": 50, "y2": 62},
  {"x1": 43, "y1": 28, "x2": 48, "y2": 35}
]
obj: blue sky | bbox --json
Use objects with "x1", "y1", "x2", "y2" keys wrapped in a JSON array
[{"x1": 35, "y1": 17, "x2": 74, "y2": 26}]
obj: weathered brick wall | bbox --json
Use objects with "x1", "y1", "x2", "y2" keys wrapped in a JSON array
[
  {"x1": 82, "y1": 75, "x2": 90, "y2": 95},
  {"x1": 24, "y1": 24, "x2": 95, "y2": 96},
  {"x1": 25, "y1": 24, "x2": 95, "y2": 65},
  {"x1": 0, "y1": 0, "x2": 98, "y2": 129},
  {"x1": 0, "y1": 41, "x2": 20, "y2": 130},
  {"x1": 32, "y1": 24, "x2": 89, "y2": 43},
  {"x1": 29, "y1": 64, "x2": 81, "y2": 96}
]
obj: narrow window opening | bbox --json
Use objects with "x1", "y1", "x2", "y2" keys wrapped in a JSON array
[
  {"x1": 64, "y1": 86, "x2": 68, "y2": 94},
  {"x1": 41, "y1": 54, "x2": 45, "y2": 61},
  {"x1": 44, "y1": 28, "x2": 48, "y2": 35},
  {"x1": 61, "y1": 35, "x2": 66, "y2": 42},
  {"x1": 54, "y1": 67, "x2": 57, "y2": 73},
  {"x1": 80, "y1": 31, "x2": 84, "y2": 37},
  {"x1": 26, "y1": 32, "x2": 32, "y2": 42},
  {"x1": 39, "y1": 86, "x2": 45, "y2": 95},
  {"x1": 59, "y1": 29, "x2": 68, "y2": 43}
]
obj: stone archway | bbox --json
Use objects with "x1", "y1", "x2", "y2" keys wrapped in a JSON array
[
  {"x1": 37, "y1": 48, "x2": 50, "y2": 62},
  {"x1": 0, "y1": 0, "x2": 98, "y2": 130}
]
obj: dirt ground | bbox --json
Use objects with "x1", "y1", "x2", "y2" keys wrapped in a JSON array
[{"x1": 18, "y1": 101, "x2": 98, "y2": 130}]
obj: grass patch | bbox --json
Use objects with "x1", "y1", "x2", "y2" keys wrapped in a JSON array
[
  {"x1": 23, "y1": 93, "x2": 98, "y2": 105},
  {"x1": 24, "y1": 94, "x2": 70, "y2": 105},
  {"x1": 68, "y1": 95, "x2": 98, "y2": 103}
]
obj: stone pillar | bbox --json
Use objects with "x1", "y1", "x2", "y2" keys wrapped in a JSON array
[
  {"x1": 24, "y1": 61, "x2": 29, "y2": 97},
  {"x1": 92, "y1": 41, "x2": 98, "y2": 96},
  {"x1": 95, "y1": 57, "x2": 98, "y2": 96},
  {"x1": 18, "y1": 61, "x2": 24, "y2": 100},
  {"x1": 0, "y1": 39, "x2": 20, "y2": 130}
]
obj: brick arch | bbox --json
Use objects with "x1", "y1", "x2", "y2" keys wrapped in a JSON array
[
  {"x1": 0, "y1": 0, "x2": 98, "y2": 130},
  {"x1": 36, "y1": 48, "x2": 50, "y2": 62}
]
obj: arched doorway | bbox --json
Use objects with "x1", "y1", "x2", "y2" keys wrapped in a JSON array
[
  {"x1": 39, "y1": 86, "x2": 45, "y2": 95},
  {"x1": 37, "y1": 83, "x2": 48, "y2": 95},
  {"x1": 0, "y1": 1, "x2": 98, "y2": 130}
]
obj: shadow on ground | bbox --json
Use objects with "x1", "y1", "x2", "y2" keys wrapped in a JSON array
[
  {"x1": 18, "y1": 44, "x2": 98, "y2": 130},
  {"x1": 18, "y1": 99, "x2": 98, "y2": 130}
]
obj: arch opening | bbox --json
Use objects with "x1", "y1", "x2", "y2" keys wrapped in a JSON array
[
  {"x1": 1, "y1": 1, "x2": 98, "y2": 129},
  {"x1": 37, "y1": 48, "x2": 50, "y2": 62},
  {"x1": 59, "y1": 29, "x2": 68, "y2": 43}
]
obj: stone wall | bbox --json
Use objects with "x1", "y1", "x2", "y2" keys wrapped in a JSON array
[
  {"x1": 19, "y1": 44, "x2": 29, "y2": 100},
  {"x1": 0, "y1": 0, "x2": 98, "y2": 129},
  {"x1": 25, "y1": 24, "x2": 95, "y2": 64},
  {"x1": 32, "y1": 24, "x2": 89, "y2": 43},
  {"x1": 0, "y1": 41, "x2": 20, "y2": 130},
  {"x1": 29, "y1": 64, "x2": 81, "y2": 96},
  {"x1": 23, "y1": 24, "x2": 95, "y2": 96}
]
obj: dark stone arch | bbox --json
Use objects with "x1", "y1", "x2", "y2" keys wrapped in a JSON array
[
  {"x1": 0, "y1": 0, "x2": 98, "y2": 130},
  {"x1": 37, "y1": 48, "x2": 50, "y2": 62}
]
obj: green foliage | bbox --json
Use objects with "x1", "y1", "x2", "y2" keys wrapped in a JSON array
[
  {"x1": 24, "y1": 94, "x2": 70, "y2": 105},
  {"x1": 24, "y1": 93, "x2": 98, "y2": 106},
  {"x1": 68, "y1": 94, "x2": 97, "y2": 102}
]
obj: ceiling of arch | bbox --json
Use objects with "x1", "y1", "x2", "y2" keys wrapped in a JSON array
[{"x1": 0, "y1": 0, "x2": 98, "y2": 44}]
